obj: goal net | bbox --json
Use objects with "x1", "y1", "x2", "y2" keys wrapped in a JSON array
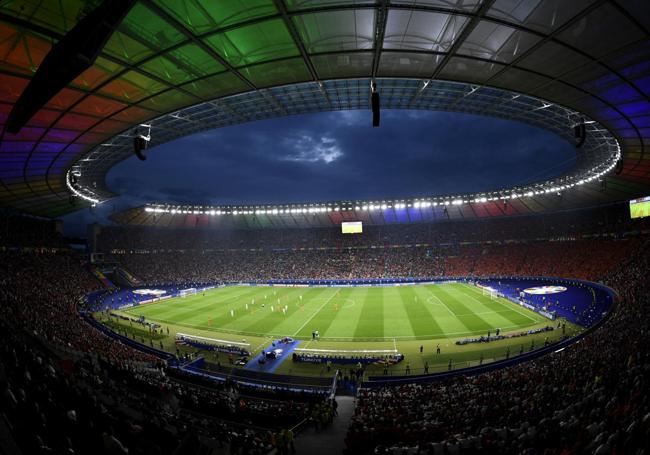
[
  {"x1": 179, "y1": 288, "x2": 197, "y2": 298},
  {"x1": 480, "y1": 286, "x2": 498, "y2": 300}
]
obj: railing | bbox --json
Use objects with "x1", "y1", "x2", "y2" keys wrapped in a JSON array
[
  {"x1": 81, "y1": 312, "x2": 174, "y2": 361},
  {"x1": 329, "y1": 369, "x2": 339, "y2": 400},
  {"x1": 175, "y1": 359, "x2": 334, "y2": 394}
]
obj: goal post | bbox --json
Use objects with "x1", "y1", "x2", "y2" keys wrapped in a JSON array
[
  {"x1": 476, "y1": 284, "x2": 498, "y2": 300},
  {"x1": 179, "y1": 287, "x2": 197, "y2": 298}
]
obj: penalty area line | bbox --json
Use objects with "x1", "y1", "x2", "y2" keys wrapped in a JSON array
[{"x1": 461, "y1": 283, "x2": 539, "y2": 323}]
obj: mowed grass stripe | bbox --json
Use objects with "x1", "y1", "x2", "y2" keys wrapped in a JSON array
[
  {"x1": 423, "y1": 285, "x2": 475, "y2": 333},
  {"x1": 164, "y1": 289, "x2": 265, "y2": 325},
  {"x1": 448, "y1": 286, "x2": 531, "y2": 329},
  {"x1": 238, "y1": 288, "x2": 327, "y2": 335},
  {"x1": 462, "y1": 284, "x2": 541, "y2": 325},
  {"x1": 138, "y1": 287, "x2": 296, "y2": 332},
  {"x1": 399, "y1": 286, "x2": 442, "y2": 337},
  {"x1": 292, "y1": 287, "x2": 349, "y2": 337},
  {"x1": 292, "y1": 287, "x2": 344, "y2": 337},
  {"x1": 120, "y1": 284, "x2": 546, "y2": 341},
  {"x1": 130, "y1": 287, "x2": 257, "y2": 321},
  {"x1": 216, "y1": 287, "x2": 303, "y2": 330},
  {"x1": 353, "y1": 287, "x2": 383, "y2": 339},
  {"x1": 124, "y1": 292, "x2": 210, "y2": 318},
  {"x1": 174, "y1": 288, "x2": 268, "y2": 324},
  {"x1": 436, "y1": 285, "x2": 495, "y2": 332},
  {"x1": 412, "y1": 286, "x2": 452, "y2": 336},
  {"x1": 182, "y1": 288, "x2": 271, "y2": 328},
  {"x1": 270, "y1": 288, "x2": 336, "y2": 335},
  {"x1": 382, "y1": 287, "x2": 415, "y2": 338},
  {"x1": 323, "y1": 287, "x2": 367, "y2": 338}
]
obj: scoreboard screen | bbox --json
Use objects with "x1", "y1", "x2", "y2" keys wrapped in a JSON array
[
  {"x1": 630, "y1": 196, "x2": 650, "y2": 219},
  {"x1": 342, "y1": 221, "x2": 363, "y2": 234}
]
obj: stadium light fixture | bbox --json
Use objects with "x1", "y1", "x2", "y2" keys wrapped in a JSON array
[
  {"x1": 138, "y1": 139, "x2": 621, "y2": 218},
  {"x1": 66, "y1": 170, "x2": 102, "y2": 205}
]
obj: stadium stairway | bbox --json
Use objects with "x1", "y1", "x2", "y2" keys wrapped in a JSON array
[
  {"x1": 89, "y1": 265, "x2": 115, "y2": 288},
  {"x1": 114, "y1": 265, "x2": 143, "y2": 287},
  {"x1": 292, "y1": 396, "x2": 355, "y2": 455}
]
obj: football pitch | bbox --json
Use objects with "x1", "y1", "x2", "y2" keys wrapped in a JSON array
[
  {"x1": 122, "y1": 282, "x2": 547, "y2": 341},
  {"x1": 104, "y1": 282, "x2": 578, "y2": 375}
]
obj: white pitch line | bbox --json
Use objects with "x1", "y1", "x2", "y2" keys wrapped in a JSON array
[
  {"x1": 455, "y1": 309, "x2": 526, "y2": 316},
  {"x1": 315, "y1": 323, "x2": 529, "y2": 340},
  {"x1": 252, "y1": 337, "x2": 272, "y2": 353},
  {"x1": 461, "y1": 283, "x2": 538, "y2": 323},
  {"x1": 462, "y1": 283, "x2": 540, "y2": 322},
  {"x1": 143, "y1": 318, "x2": 542, "y2": 341},
  {"x1": 424, "y1": 289, "x2": 458, "y2": 317},
  {"x1": 292, "y1": 289, "x2": 339, "y2": 337}
]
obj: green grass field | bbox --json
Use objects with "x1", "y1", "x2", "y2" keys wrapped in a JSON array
[
  {"x1": 123, "y1": 282, "x2": 545, "y2": 341},
  {"x1": 102, "y1": 283, "x2": 579, "y2": 376}
]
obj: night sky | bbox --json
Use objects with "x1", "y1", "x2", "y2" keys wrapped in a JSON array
[{"x1": 62, "y1": 109, "x2": 576, "y2": 236}]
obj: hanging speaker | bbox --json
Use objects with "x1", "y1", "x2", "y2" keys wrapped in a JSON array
[
  {"x1": 134, "y1": 136, "x2": 147, "y2": 161},
  {"x1": 575, "y1": 121, "x2": 586, "y2": 148},
  {"x1": 371, "y1": 92, "x2": 380, "y2": 127},
  {"x1": 574, "y1": 124, "x2": 582, "y2": 138}
]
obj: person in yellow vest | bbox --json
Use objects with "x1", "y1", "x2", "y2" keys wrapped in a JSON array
[{"x1": 283, "y1": 428, "x2": 295, "y2": 453}]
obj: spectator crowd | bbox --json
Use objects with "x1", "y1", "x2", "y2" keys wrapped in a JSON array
[
  {"x1": 104, "y1": 238, "x2": 638, "y2": 286},
  {"x1": 0, "y1": 207, "x2": 648, "y2": 454},
  {"x1": 346, "y1": 240, "x2": 650, "y2": 454}
]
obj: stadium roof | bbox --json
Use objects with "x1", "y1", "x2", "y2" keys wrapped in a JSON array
[{"x1": 1, "y1": 0, "x2": 649, "y2": 218}]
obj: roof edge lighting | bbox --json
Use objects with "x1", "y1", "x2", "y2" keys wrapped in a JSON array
[
  {"x1": 66, "y1": 170, "x2": 102, "y2": 206},
  {"x1": 72, "y1": 79, "x2": 622, "y2": 212},
  {"x1": 140, "y1": 144, "x2": 621, "y2": 216}
]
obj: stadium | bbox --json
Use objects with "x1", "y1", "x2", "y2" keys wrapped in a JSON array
[{"x1": 1, "y1": 1, "x2": 649, "y2": 455}]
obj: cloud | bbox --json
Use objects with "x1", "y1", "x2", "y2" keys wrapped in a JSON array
[
  {"x1": 280, "y1": 134, "x2": 343, "y2": 164},
  {"x1": 87, "y1": 109, "x2": 577, "y2": 234},
  {"x1": 332, "y1": 110, "x2": 365, "y2": 126}
]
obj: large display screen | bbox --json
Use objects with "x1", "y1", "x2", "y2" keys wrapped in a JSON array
[
  {"x1": 342, "y1": 221, "x2": 363, "y2": 234},
  {"x1": 630, "y1": 196, "x2": 650, "y2": 219}
]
